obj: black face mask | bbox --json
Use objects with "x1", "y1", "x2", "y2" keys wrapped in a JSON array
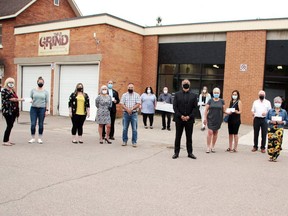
[
  {"x1": 38, "y1": 83, "x2": 44, "y2": 88},
  {"x1": 128, "y1": 89, "x2": 133, "y2": 93},
  {"x1": 77, "y1": 87, "x2": 83, "y2": 92},
  {"x1": 182, "y1": 84, "x2": 190, "y2": 89},
  {"x1": 259, "y1": 95, "x2": 264, "y2": 100}
]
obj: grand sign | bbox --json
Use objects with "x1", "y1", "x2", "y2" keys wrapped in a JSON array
[{"x1": 38, "y1": 30, "x2": 70, "y2": 56}]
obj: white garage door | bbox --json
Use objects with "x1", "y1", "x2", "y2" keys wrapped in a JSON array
[
  {"x1": 22, "y1": 66, "x2": 51, "y2": 111},
  {"x1": 59, "y1": 65, "x2": 99, "y2": 121}
]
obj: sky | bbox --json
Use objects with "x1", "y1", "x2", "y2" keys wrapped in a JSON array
[{"x1": 74, "y1": 0, "x2": 288, "y2": 26}]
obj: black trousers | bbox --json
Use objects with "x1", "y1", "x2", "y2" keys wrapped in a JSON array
[
  {"x1": 174, "y1": 121, "x2": 194, "y2": 155},
  {"x1": 102, "y1": 111, "x2": 116, "y2": 138},
  {"x1": 71, "y1": 114, "x2": 86, "y2": 136},
  {"x1": 142, "y1": 113, "x2": 154, "y2": 126},
  {"x1": 161, "y1": 111, "x2": 171, "y2": 129},
  {"x1": 3, "y1": 114, "x2": 17, "y2": 142},
  {"x1": 253, "y1": 117, "x2": 268, "y2": 149}
]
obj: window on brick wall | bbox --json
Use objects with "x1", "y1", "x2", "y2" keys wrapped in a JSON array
[
  {"x1": 54, "y1": 0, "x2": 59, "y2": 6},
  {"x1": 0, "y1": 25, "x2": 2, "y2": 48}
]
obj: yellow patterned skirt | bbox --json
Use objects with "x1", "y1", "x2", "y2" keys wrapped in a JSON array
[{"x1": 267, "y1": 126, "x2": 283, "y2": 161}]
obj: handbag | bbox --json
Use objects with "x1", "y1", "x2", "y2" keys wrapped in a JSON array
[{"x1": 223, "y1": 100, "x2": 238, "y2": 123}]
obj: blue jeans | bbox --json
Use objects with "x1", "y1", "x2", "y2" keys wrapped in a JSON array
[
  {"x1": 30, "y1": 107, "x2": 46, "y2": 135},
  {"x1": 122, "y1": 112, "x2": 138, "y2": 144}
]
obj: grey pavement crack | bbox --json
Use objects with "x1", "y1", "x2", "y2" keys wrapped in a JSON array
[{"x1": 0, "y1": 149, "x2": 166, "y2": 206}]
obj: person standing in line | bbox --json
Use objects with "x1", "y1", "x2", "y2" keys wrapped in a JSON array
[
  {"x1": 1, "y1": 77, "x2": 24, "y2": 146},
  {"x1": 198, "y1": 86, "x2": 211, "y2": 131},
  {"x1": 225, "y1": 90, "x2": 242, "y2": 152},
  {"x1": 140, "y1": 86, "x2": 157, "y2": 129},
  {"x1": 120, "y1": 83, "x2": 141, "y2": 147},
  {"x1": 68, "y1": 83, "x2": 90, "y2": 144},
  {"x1": 251, "y1": 90, "x2": 271, "y2": 153},
  {"x1": 96, "y1": 85, "x2": 112, "y2": 144},
  {"x1": 266, "y1": 96, "x2": 288, "y2": 162},
  {"x1": 204, "y1": 87, "x2": 225, "y2": 153},
  {"x1": 172, "y1": 79, "x2": 198, "y2": 159},
  {"x1": 102, "y1": 80, "x2": 119, "y2": 140},
  {"x1": 158, "y1": 87, "x2": 173, "y2": 131},
  {"x1": 28, "y1": 76, "x2": 49, "y2": 144}
]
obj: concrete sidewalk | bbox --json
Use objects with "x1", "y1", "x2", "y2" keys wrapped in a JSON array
[{"x1": 0, "y1": 112, "x2": 288, "y2": 216}]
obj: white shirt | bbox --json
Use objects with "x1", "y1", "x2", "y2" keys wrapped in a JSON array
[{"x1": 251, "y1": 99, "x2": 272, "y2": 118}]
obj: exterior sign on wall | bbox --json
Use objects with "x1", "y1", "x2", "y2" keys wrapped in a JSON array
[
  {"x1": 38, "y1": 30, "x2": 70, "y2": 56},
  {"x1": 240, "y1": 64, "x2": 248, "y2": 72}
]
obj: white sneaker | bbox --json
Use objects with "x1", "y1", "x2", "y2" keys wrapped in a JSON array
[
  {"x1": 28, "y1": 138, "x2": 35, "y2": 143},
  {"x1": 38, "y1": 139, "x2": 43, "y2": 144}
]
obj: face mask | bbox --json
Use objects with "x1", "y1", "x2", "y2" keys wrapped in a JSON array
[
  {"x1": 147, "y1": 89, "x2": 151, "y2": 94},
  {"x1": 108, "y1": 84, "x2": 113, "y2": 89},
  {"x1": 128, "y1": 89, "x2": 133, "y2": 93},
  {"x1": 102, "y1": 90, "x2": 107, "y2": 94},
  {"x1": 38, "y1": 83, "x2": 44, "y2": 88},
  {"x1": 232, "y1": 95, "x2": 238, "y2": 100},
  {"x1": 183, "y1": 83, "x2": 190, "y2": 89},
  {"x1": 163, "y1": 90, "x2": 168, "y2": 94},
  {"x1": 274, "y1": 103, "x2": 281, "y2": 108},
  {"x1": 8, "y1": 83, "x2": 14, "y2": 88},
  {"x1": 77, "y1": 87, "x2": 83, "y2": 92},
  {"x1": 213, "y1": 93, "x2": 220, "y2": 98},
  {"x1": 259, "y1": 95, "x2": 264, "y2": 100}
]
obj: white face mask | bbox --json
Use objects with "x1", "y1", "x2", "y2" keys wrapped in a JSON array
[
  {"x1": 147, "y1": 89, "x2": 151, "y2": 94},
  {"x1": 232, "y1": 95, "x2": 238, "y2": 100},
  {"x1": 274, "y1": 103, "x2": 281, "y2": 108},
  {"x1": 163, "y1": 90, "x2": 168, "y2": 94},
  {"x1": 8, "y1": 83, "x2": 14, "y2": 88},
  {"x1": 102, "y1": 90, "x2": 107, "y2": 95}
]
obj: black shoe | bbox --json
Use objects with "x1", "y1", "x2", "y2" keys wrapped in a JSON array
[
  {"x1": 109, "y1": 137, "x2": 115, "y2": 140},
  {"x1": 167, "y1": 128, "x2": 171, "y2": 131},
  {"x1": 161, "y1": 128, "x2": 166, "y2": 130},
  {"x1": 172, "y1": 154, "x2": 179, "y2": 159},
  {"x1": 188, "y1": 154, "x2": 197, "y2": 159}
]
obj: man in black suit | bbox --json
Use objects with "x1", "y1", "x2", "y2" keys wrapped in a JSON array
[
  {"x1": 172, "y1": 79, "x2": 198, "y2": 159},
  {"x1": 102, "y1": 80, "x2": 120, "y2": 140}
]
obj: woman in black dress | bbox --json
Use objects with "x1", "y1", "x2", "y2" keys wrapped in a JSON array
[{"x1": 225, "y1": 90, "x2": 242, "y2": 152}]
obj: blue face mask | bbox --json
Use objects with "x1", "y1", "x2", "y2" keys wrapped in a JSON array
[
  {"x1": 213, "y1": 93, "x2": 220, "y2": 98},
  {"x1": 108, "y1": 84, "x2": 113, "y2": 89}
]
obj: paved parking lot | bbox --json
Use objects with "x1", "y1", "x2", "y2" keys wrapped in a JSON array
[{"x1": 1, "y1": 112, "x2": 288, "y2": 216}]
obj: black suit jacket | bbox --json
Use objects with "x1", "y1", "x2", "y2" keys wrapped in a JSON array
[
  {"x1": 110, "y1": 89, "x2": 120, "y2": 113},
  {"x1": 173, "y1": 90, "x2": 198, "y2": 123}
]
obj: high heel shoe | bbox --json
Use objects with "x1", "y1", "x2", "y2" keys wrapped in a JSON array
[
  {"x1": 104, "y1": 138, "x2": 112, "y2": 144},
  {"x1": 99, "y1": 139, "x2": 103, "y2": 144}
]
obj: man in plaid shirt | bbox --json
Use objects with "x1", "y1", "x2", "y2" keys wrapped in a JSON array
[{"x1": 120, "y1": 83, "x2": 141, "y2": 147}]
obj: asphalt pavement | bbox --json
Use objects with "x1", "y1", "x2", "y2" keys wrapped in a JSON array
[{"x1": 0, "y1": 112, "x2": 288, "y2": 216}]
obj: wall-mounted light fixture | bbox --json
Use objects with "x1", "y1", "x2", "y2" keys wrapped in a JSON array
[
  {"x1": 93, "y1": 33, "x2": 100, "y2": 45},
  {"x1": 277, "y1": 65, "x2": 283, "y2": 70},
  {"x1": 213, "y1": 64, "x2": 219, "y2": 69}
]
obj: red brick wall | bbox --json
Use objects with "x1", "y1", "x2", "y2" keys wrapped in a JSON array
[
  {"x1": 223, "y1": 31, "x2": 267, "y2": 124},
  {"x1": 0, "y1": 0, "x2": 77, "y2": 86},
  {"x1": 142, "y1": 36, "x2": 159, "y2": 95},
  {"x1": 0, "y1": 19, "x2": 17, "y2": 85}
]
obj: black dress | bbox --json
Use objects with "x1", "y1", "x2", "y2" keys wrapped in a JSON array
[{"x1": 227, "y1": 100, "x2": 241, "y2": 134}]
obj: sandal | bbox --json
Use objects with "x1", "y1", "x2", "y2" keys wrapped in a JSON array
[
  {"x1": 3, "y1": 142, "x2": 13, "y2": 146},
  {"x1": 226, "y1": 148, "x2": 231, "y2": 152},
  {"x1": 231, "y1": 149, "x2": 237, "y2": 153}
]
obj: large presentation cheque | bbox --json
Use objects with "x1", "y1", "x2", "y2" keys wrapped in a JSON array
[{"x1": 156, "y1": 102, "x2": 174, "y2": 113}]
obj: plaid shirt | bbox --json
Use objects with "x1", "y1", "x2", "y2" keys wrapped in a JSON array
[{"x1": 120, "y1": 92, "x2": 141, "y2": 111}]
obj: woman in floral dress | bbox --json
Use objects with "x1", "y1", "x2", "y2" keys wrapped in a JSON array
[
  {"x1": 266, "y1": 96, "x2": 288, "y2": 162},
  {"x1": 95, "y1": 85, "x2": 112, "y2": 144}
]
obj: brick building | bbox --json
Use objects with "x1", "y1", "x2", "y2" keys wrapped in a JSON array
[
  {"x1": 3, "y1": 12, "x2": 288, "y2": 124},
  {"x1": 0, "y1": 0, "x2": 81, "y2": 85}
]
